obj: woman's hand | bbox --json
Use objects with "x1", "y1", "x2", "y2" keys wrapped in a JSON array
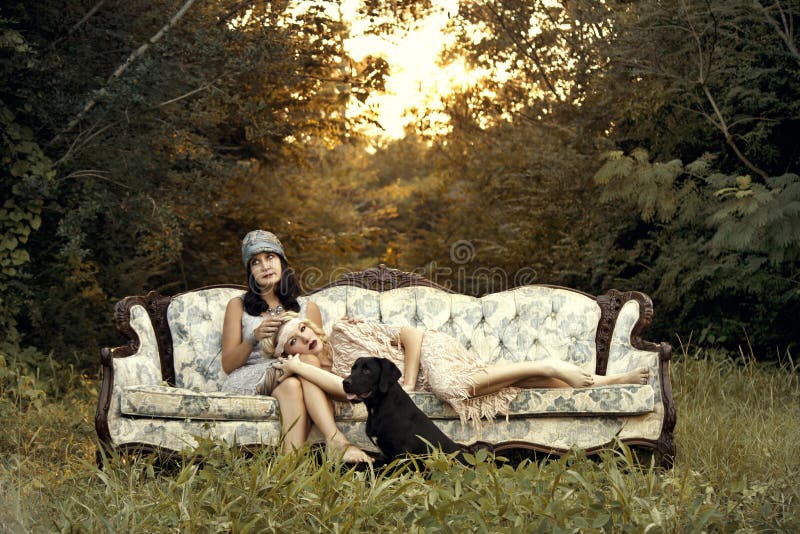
[
  {"x1": 252, "y1": 316, "x2": 283, "y2": 345},
  {"x1": 273, "y1": 354, "x2": 302, "y2": 381}
]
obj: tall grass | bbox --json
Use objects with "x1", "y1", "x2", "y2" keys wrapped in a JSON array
[{"x1": 1, "y1": 344, "x2": 798, "y2": 532}]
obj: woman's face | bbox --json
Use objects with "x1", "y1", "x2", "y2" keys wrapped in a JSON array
[
  {"x1": 249, "y1": 252, "x2": 282, "y2": 289},
  {"x1": 283, "y1": 323, "x2": 323, "y2": 356}
]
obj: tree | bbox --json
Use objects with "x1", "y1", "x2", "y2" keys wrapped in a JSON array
[
  {"x1": 417, "y1": 0, "x2": 799, "y2": 352},
  {"x1": 0, "y1": 19, "x2": 55, "y2": 345},
  {"x1": 588, "y1": 0, "x2": 800, "y2": 352},
  {"x1": 2, "y1": 1, "x2": 387, "y2": 361}
]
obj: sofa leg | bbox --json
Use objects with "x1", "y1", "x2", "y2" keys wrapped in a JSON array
[{"x1": 656, "y1": 434, "x2": 676, "y2": 469}]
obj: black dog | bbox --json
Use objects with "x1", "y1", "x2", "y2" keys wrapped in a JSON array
[{"x1": 342, "y1": 357, "x2": 466, "y2": 463}]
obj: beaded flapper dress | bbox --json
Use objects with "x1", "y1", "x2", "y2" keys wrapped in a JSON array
[{"x1": 329, "y1": 320, "x2": 520, "y2": 424}]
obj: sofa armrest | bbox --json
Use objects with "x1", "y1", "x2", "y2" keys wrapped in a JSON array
[
  {"x1": 607, "y1": 298, "x2": 677, "y2": 465},
  {"x1": 95, "y1": 301, "x2": 164, "y2": 451},
  {"x1": 111, "y1": 303, "x2": 164, "y2": 386},
  {"x1": 608, "y1": 300, "x2": 660, "y2": 366}
]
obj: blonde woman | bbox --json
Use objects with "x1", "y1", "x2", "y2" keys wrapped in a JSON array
[{"x1": 267, "y1": 313, "x2": 649, "y2": 424}]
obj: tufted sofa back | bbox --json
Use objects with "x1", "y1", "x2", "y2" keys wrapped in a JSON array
[
  {"x1": 168, "y1": 285, "x2": 602, "y2": 392},
  {"x1": 168, "y1": 287, "x2": 245, "y2": 391}
]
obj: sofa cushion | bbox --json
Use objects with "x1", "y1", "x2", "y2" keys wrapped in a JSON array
[
  {"x1": 121, "y1": 385, "x2": 280, "y2": 421},
  {"x1": 480, "y1": 286, "x2": 600, "y2": 367},
  {"x1": 121, "y1": 384, "x2": 654, "y2": 422},
  {"x1": 335, "y1": 384, "x2": 654, "y2": 420}
]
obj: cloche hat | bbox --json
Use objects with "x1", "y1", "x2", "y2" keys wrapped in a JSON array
[{"x1": 241, "y1": 230, "x2": 286, "y2": 268}]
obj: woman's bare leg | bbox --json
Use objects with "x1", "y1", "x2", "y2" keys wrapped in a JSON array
[
  {"x1": 398, "y1": 326, "x2": 423, "y2": 390},
  {"x1": 270, "y1": 377, "x2": 309, "y2": 454},
  {"x1": 298, "y1": 378, "x2": 372, "y2": 463},
  {"x1": 467, "y1": 359, "x2": 594, "y2": 397},
  {"x1": 513, "y1": 376, "x2": 572, "y2": 388},
  {"x1": 275, "y1": 355, "x2": 348, "y2": 399},
  {"x1": 468, "y1": 359, "x2": 650, "y2": 397},
  {"x1": 281, "y1": 355, "x2": 371, "y2": 463}
]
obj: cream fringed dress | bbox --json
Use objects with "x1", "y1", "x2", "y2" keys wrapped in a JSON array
[{"x1": 328, "y1": 320, "x2": 520, "y2": 424}]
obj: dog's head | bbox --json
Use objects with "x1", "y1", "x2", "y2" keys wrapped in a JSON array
[{"x1": 342, "y1": 357, "x2": 402, "y2": 403}]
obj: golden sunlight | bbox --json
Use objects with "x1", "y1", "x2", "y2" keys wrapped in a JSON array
[{"x1": 341, "y1": 0, "x2": 487, "y2": 139}]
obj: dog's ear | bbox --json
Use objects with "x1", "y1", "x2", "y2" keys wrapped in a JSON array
[{"x1": 378, "y1": 358, "x2": 402, "y2": 393}]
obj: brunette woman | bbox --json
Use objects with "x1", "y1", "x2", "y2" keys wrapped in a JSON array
[{"x1": 220, "y1": 230, "x2": 370, "y2": 462}]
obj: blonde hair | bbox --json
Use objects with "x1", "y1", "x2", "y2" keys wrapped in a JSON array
[{"x1": 260, "y1": 311, "x2": 329, "y2": 358}]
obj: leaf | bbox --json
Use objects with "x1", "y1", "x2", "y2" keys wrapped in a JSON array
[
  {"x1": 632, "y1": 147, "x2": 650, "y2": 164},
  {"x1": 736, "y1": 175, "x2": 752, "y2": 189},
  {"x1": 592, "y1": 514, "x2": 611, "y2": 528},
  {"x1": 11, "y1": 249, "x2": 30, "y2": 264}
]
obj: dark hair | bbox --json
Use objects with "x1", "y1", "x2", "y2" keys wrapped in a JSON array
[{"x1": 243, "y1": 257, "x2": 301, "y2": 316}]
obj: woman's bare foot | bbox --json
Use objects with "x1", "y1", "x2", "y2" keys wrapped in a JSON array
[
  {"x1": 401, "y1": 383, "x2": 415, "y2": 393},
  {"x1": 545, "y1": 359, "x2": 594, "y2": 387},
  {"x1": 594, "y1": 367, "x2": 650, "y2": 386},
  {"x1": 341, "y1": 444, "x2": 373, "y2": 464},
  {"x1": 327, "y1": 439, "x2": 372, "y2": 464}
]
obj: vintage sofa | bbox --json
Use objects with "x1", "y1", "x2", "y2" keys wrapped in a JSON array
[{"x1": 95, "y1": 265, "x2": 676, "y2": 465}]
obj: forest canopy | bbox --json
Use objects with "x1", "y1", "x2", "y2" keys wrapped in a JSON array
[{"x1": 1, "y1": 0, "x2": 798, "y2": 365}]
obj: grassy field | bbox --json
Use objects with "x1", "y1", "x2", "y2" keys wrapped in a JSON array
[{"x1": 1, "y1": 345, "x2": 798, "y2": 532}]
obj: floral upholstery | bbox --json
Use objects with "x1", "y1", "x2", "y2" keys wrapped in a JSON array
[
  {"x1": 120, "y1": 384, "x2": 653, "y2": 421},
  {"x1": 609, "y1": 300, "x2": 648, "y2": 368},
  {"x1": 309, "y1": 285, "x2": 600, "y2": 368},
  {"x1": 108, "y1": 304, "x2": 170, "y2": 449},
  {"x1": 336, "y1": 385, "x2": 653, "y2": 420},
  {"x1": 168, "y1": 287, "x2": 245, "y2": 391},
  {"x1": 121, "y1": 385, "x2": 279, "y2": 420},
  {"x1": 105, "y1": 284, "x2": 664, "y2": 454},
  {"x1": 108, "y1": 411, "x2": 659, "y2": 455},
  {"x1": 112, "y1": 305, "x2": 162, "y2": 389}
]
